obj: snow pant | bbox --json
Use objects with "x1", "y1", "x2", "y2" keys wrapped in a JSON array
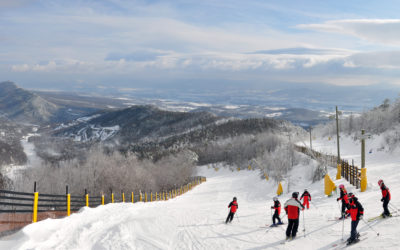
[
  {"x1": 286, "y1": 219, "x2": 299, "y2": 238},
  {"x1": 383, "y1": 199, "x2": 390, "y2": 216},
  {"x1": 226, "y1": 212, "x2": 235, "y2": 223},
  {"x1": 350, "y1": 220, "x2": 359, "y2": 241},
  {"x1": 302, "y1": 199, "x2": 310, "y2": 209},
  {"x1": 272, "y1": 210, "x2": 281, "y2": 224}
]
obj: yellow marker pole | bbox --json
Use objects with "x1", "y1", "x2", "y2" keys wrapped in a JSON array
[
  {"x1": 169, "y1": 191, "x2": 171, "y2": 199},
  {"x1": 145, "y1": 193, "x2": 148, "y2": 202},
  {"x1": 111, "y1": 193, "x2": 114, "y2": 203},
  {"x1": 122, "y1": 192, "x2": 125, "y2": 203},
  {"x1": 67, "y1": 194, "x2": 71, "y2": 216},
  {"x1": 361, "y1": 168, "x2": 367, "y2": 192},
  {"x1": 86, "y1": 194, "x2": 89, "y2": 207},
  {"x1": 131, "y1": 192, "x2": 134, "y2": 203},
  {"x1": 151, "y1": 192, "x2": 153, "y2": 202},
  {"x1": 101, "y1": 194, "x2": 104, "y2": 205},
  {"x1": 32, "y1": 192, "x2": 39, "y2": 223},
  {"x1": 336, "y1": 163, "x2": 342, "y2": 180}
]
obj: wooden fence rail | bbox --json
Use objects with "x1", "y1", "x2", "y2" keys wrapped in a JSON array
[{"x1": 0, "y1": 176, "x2": 206, "y2": 235}]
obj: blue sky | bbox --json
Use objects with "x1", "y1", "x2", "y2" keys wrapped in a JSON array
[{"x1": 2, "y1": 0, "x2": 400, "y2": 92}]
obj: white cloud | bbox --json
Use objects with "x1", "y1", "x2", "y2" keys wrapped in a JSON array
[{"x1": 297, "y1": 19, "x2": 400, "y2": 46}]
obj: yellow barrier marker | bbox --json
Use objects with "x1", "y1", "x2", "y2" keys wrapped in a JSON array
[
  {"x1": 361, "y1": 168, "x2": 367, "y2": 192},
  {"x1": 140, "y1": 193, "x2": 143, "y2": 202},
  {"x1": 276, "y1": 182, "x2": 283, "y2": 196},
  {"x1": 131, "y1": 192, "x2": 134, "y2": 203},
  {"x1": 336, "y1": 163, "x2": 341, "y2": 180},
  {"x1": 32, "y1": 192, "x2": 39, "y2": 223},
  {"x1": 151, "y1": 192, "x2": 153, "y2": 202},
  {"x1": 67, "y1": 194, "x2": 71, "y2": 216},
  {"x1": 85, "y1": 194, "x2": 89, "y2": 207},
  {"x1": 101, "y1": 194, "x2": 104, "y2": 205},
  {"x1": 111, "y1": 193, "x2": 114, "y2": 203},
  {"x1": 122, "y1": 192, "x2": 125, "y2": 203}
]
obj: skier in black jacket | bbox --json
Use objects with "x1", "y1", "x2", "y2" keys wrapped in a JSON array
[{"x1": 270, "y1": 197, "x2": 283, "y2": 226}]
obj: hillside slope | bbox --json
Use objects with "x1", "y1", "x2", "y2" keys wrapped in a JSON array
[{"x1": 1, "y1": 133, "x2": 399, "y2": 249}]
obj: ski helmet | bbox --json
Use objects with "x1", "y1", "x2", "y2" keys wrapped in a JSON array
[
  {"x1": 233, "y1": 197, "x2": 237, "y2": 201},
  {"x1": 292, "y1": 192, "x2": 299, "y2": 198},
  {"x1": 339, "y1": 184, "x2": 344, "y2": 189},
  {"x1": 348, "y1": 193, "x2": 355, "y2": 199},
  {"x1": 378, "y1": 180, "x2": 384, "y2": 186},
  {"x1": 273, "y1": 197, "x2": 278, "y2": 201}
]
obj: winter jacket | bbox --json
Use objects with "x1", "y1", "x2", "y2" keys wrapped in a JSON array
[
  {"x1": 346, "y1": 197, "x2": 364, "y2": 221},
  {"x1": 338, "y1": 188, "x2": 349, "y2": 204},
  {"x1": 229, "y1": 201, "x2": 238, "y2": 213},
  {"x1": 284, "y1": 198, "x2": 304, "y2": 219},
  {"x1": 272, "y1": 200, "x2": 281, "y2": 215},
  {"x1": 300, "y1": 191, "x2": 311, "y2": 202},
  {"x1": 381, "y1": 184, "x2": 391, "y2": 202}
]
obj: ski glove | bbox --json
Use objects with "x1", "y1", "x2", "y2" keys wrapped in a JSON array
[
  {"x1": 337, "y1": 198, "x2": 340, "y2": 201},
  {"x1": 381, "y1": 198, "x2": 384, "y2": 202},
  {"x1": 358, "y1": 215, "x2": 363, "y2": 220}
]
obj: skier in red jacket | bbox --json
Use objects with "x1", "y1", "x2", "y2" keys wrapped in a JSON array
[
  {"x1": 337, "y1": 184, "x2": 349, "y2": 219},
  {"x1": 284, "y1": 192, "x2": 304, "y2": 240},
  {"x1": 300, "y1": 189, "x2": 311, "y2": 209},
  {"x1": 226, "y1": 197, "x2": 238, "y2": 224},
  {"x1": 270, "y1": 197, "x2": 283, "y2": 226},
  {"x1": 346, "y1": 193, "x2": 364, "y2": 245},
  {"x1": 378, "y1": 180, "x2": 391, "y2": 217}
]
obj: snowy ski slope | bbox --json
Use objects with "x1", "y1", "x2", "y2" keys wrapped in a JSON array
[{"x1": 1, "y1": 134, "x2": 400, "y2": 249}]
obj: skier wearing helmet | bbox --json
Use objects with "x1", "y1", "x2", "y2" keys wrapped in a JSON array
[
  {"x1": 300, "y1": 189, "x2": 311, "y2": 209},
  {"x1": 271, "y1": 197, "x2": 283, "y2": 226},
  {"x1": 345, "y1": 193, "x2": 364, "y2": 245},
  {"x1": 284, "y1": 192, "x2": 304, "y2": 240},
  {"x1": 337, "y1": 184, "x2": 349, "y2": 219},
  {"x1": 226, "y1": 197, "x2": 238, "y2": 223},
  {"x1": 378, "y1": 180, "x2": 391, "y2": 217}
]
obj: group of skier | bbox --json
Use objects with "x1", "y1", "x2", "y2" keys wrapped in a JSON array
[{"x1": 225, "y1": 179, "x2": 392, "y2": 246}]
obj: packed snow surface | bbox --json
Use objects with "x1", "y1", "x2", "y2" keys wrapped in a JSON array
[{"x1": 1, "y1": 135, "x2": 400, "y2": 249}]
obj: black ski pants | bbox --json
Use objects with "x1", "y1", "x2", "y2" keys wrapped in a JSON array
[
  {"x1": 383, "y1": 199, "x2": 390, "y2": 215},
  {"x1": 226, "y1": 212, "x2": 235, "y2": 223},
  {"x1": 286, "y1": 219, "x2": 299, "y2": 238},
  {"x1": 350, "y1": 220, "x2": 359, "y2": 241},
  {"x1": 272, "y1": 210, "x2": 281, "y2": 224},
  {"x1": 341, "y1": 201, "x2": 347, "y2": 217}
]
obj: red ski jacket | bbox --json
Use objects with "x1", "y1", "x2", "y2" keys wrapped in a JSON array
[
  {"x1": 346, "y1": 197, "x2": 364, "y2": 221},
  {"x1": 229, "y1": 201, "x2": 238, "y2": 213},
  {"x1": 381, "y1": 185, "x2": 391, "y2": 201},
  {"x1": 284, "y1": 198, "x2": 304, "y2": 219},
  {"x1": 338, "y1": 188, "x2": 349, "y2": 204},
  {"x1": 300, "y1": 191, "x2": 311, "y2": 202},
  {"x1": 272, "y1": 200, "x2": 281, "y2": 215}
]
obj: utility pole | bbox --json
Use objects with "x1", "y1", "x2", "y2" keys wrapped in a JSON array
[
  {"x1": 361, "y1": 129, "x2": 365, "y2": 168},
  {"x1": 335, "y1": 106, "x2": 340, "y2": 163},
  {"x1": 335, "y1": 106, "x2": 341, "y2": 180},
  {"x1": 309, "y1": 126, "x2": 312, "y2": 150}
]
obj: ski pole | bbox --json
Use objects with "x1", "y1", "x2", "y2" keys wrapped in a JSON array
[
  {"x1": 303, "y1": 210, "x2": 306, "y2": 237},
  {"x1": 341, "y1": 212, "x2": 345, "y2": 241},
  {"x1": 362, "y1": 219, "x2": 380, "y2": 236},
  {"x1": 270, "y1": 207, "x2": 273, "y2": 224},
  {"x1": 389, "y1": 203, "x2": 399, "y2": 212}
]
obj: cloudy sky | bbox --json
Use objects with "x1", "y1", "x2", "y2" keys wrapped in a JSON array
[{"x1": 2, "y1": 0, "x2": 400, "y2": 92}]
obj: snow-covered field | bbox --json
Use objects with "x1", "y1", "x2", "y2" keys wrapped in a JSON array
[{"x1": 1, "y1": 135, "x2": 400, "y2": 249}]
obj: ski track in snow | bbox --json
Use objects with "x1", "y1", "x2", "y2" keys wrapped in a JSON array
[{"x1": 1, "y1": 135, "x2": 400, "y2": 249}]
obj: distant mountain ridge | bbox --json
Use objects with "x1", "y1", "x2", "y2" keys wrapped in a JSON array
[{"x1": 0, "y1": 81, "x2": 97, "y2": 125}]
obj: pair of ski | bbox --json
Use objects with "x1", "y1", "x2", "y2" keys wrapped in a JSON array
[
  {"x1": 260, "y1": 223, "x2": 284, "y2": 228},
  {"x1": 368, "y1": 212, "x2": 399, "y2": 222},
  {"x1": 331, "y1": 232, "x2": 367, "y2": 248}
]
